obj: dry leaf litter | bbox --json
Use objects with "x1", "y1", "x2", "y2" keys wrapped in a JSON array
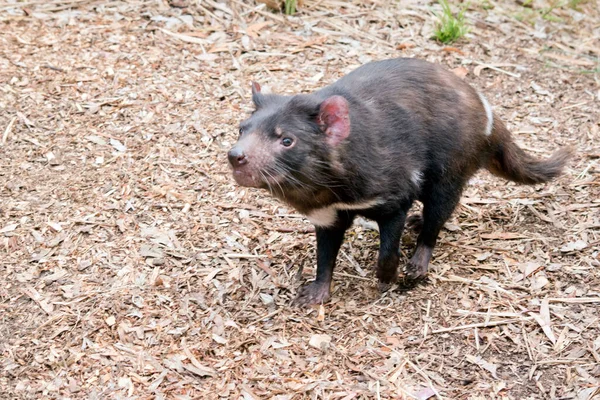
[{"x1": 0, "y1": 0, "x2": 599, "y2": 399}]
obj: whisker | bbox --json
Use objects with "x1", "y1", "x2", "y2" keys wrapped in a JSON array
[
  {"x1": 270, "y1": 165, "x2": 306, "y2": 188},
  {"x1": 268, "y1": 159, "x2": 347, "y2": 204},
  {"x1": 275, "y1": 165, "x2": 344, "y2": 203},
  {"x1": 259, "y1": 170, "x2": 274, "y2": 197},
  {"x1": 274, "y1": 160, "x2": 342, "y2": 187},
  {"x1": 262, "y1": 167, "x2": 285, "y2": 196}
]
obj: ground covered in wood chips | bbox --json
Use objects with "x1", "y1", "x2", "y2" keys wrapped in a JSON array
[{"x1": 1, "y1": 0, "x2": 599, "y2": 399}]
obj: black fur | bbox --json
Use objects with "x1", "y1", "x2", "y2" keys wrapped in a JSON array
[{"x1": 228, "y1": 58, "x2": 572, "y2": 307}]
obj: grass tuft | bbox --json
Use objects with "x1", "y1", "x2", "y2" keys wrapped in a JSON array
[
  {"x1": 433, "y1": 0, "x2": 470, "y2": 44},
  {"x1": 284, "y1": 0, "x2": 297, "y2": 15},
  {"x1": 568, "y1": 0, "x2": 589, "y2": 10}
]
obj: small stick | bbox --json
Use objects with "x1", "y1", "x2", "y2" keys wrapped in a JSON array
[
  {"x1": 0, "y1": 0, "x2": 90, "y2": 10},
  {"x1": 445, "y1": 241, "x2": 511, "y2": 253},
  {"x1": 340, "y1": 250, "x2": 367, "y2": 277},
  {"x1": 431, "y1": 317, "x2": 531, "y2": 334},
  {"x1": 223, "y1": 253, "x2": 267, "y2": 259},
  {"x1": 2, "y1": 116, "x2": 16, "y2": 146},
  {"x1": 560, "y1": 101, "x2": 589, "y2": 110},
  {"x1": 456, "y1": 310, "x2": 525, "y2": 318},
  {"x1": 547, "y1": 297, "x2": 600, "y2": 304},
  {"x1": 42, "y1": 64, "x2": 65, "y2": 72},
  {"x1": 249, "y1": 308, "x2": 282, "y2": 324},
  {"x1": 526, "y1": 204, "x2": 554, "y2": 223},
  {"x1": 536, "y1": 359, "x2": 597, "y2": 366},
  {"x1": 406, "y1": 360, "x2": 443, "y2": 400},
  {"x1": 334, "y1": 271, "x2": 371, "y2": 281},
  {"x1": 473, "y1": 61, "x2": 521, "y2": 78},
  {"x1": 160, "y1": 28, "x2": 208, "y2": 45}
]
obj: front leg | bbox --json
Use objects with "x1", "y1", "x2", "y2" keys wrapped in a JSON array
[
  {"x1": 376, "y1": 210, "x2": 408, "y2": 291},
  {"x1": 294, "y1": 211, "x2": 354, "y2": 307}
]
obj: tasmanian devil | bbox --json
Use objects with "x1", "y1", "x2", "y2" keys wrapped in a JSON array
[{"x1": 227, "y1": 58, "x2": 572, "y2": 307}]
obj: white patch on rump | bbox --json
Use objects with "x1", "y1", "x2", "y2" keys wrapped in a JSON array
[
  {"x1": 306, "y1": 198, "x2": 383, "y2": 227},
  {"x1": 478, "y1": 92, "x2": 494, "y2": 137},
  {"x1": 411, "y1": 170, "x2": 423, "y2": 187}
]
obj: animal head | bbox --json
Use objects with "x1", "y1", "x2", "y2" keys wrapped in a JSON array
[{"x1": 227, "y1": 82, "x2": 350, "y2": 199}]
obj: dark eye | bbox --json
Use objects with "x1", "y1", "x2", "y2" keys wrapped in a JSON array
[
  {"x1": 238, "y1": 127, "x2": 244, "y2": 136},
  {"x1": 281, "y1": 137, "x2": 294, "y2": 147}
]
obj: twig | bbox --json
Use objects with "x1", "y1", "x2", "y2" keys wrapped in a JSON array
[
  {"x1": 406, "y1": 360, "x2": 443, "y2": 400},
  {"x1": 547, "y1": 297, "x2": 600, "y2": 304},
  {"x1": 339, "y1": 250, "x2": 367, "y2": 277},
  {"x1": 224, "y1": 253, "x2": 267, "y2": 259},
  {"x1": 0, "y1": 0, "x2": 89, "y2": 11},
  {"x1": 2, "y1": 116, "x2": 16, "y2": 146},
  {"x1": 159, "y1": 28, "x2": 208, "y2": 47},
  {"x1": 249, "y1": 308, "x2": 282, "y2": 324},
  {"x1": 333, "y1": 271, "x2": 371, "y2": 281},
  {"x1": 435, "y1": 274, "x2": 519, "y2": 297},
  {"x1": 42, "y1": 64, "x2": 65, "y2": 72},
  {"x1": 431, "y1": 318, "x2": 531, "y2": 334},
  {"x1": 445, "y1": 241, "x2": 511, "y2": 253},
  {"x1": 560, "y1": 101, "x2": 589, "y2": 110},
  {"x1": 473, "y1": 60, "x2": 521, "y2": 78},
  {"x1": 536, "y1": 359, "x2": 598, "y2": 366}
]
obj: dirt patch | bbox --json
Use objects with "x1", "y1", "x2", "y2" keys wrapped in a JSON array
[{"x1": 1, "y1": 0, "x2": 599, "y2": 399}]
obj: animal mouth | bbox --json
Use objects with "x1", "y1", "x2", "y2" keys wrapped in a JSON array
[{"x1": 231, "y1": 167, "x2": 264, "y2": 188}]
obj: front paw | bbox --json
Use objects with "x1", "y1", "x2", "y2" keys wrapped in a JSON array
[
  {"x1": 376, "y1": 269, "x2": 398, "y2": 292},
  {"x1": 293, "y1": 281, "x2": 331, "y2": 307},
  {"x1": 377, "y1": 281, "x2": 394, "y2": 292}
]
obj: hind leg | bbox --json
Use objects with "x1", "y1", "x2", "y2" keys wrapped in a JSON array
[{"x1": 405, "y1": 180, "x2": 465, "y2": 279}]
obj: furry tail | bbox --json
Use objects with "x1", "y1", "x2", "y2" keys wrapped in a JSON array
[{"x1": 486, "y1": 120, "x2": 574, "y2": 185}]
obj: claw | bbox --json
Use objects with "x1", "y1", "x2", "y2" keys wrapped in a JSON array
[
  {"x1": 404, "y1": 260, "x2": 428, "y2": 280},
  {"x1": 293, "y1": 281, "x2": 331, "y2": 307},
  {"x1": 378, "y1": 281, "x2": 394, "y2": 292},
  {"x1": 405, "y1": 244, "x2": 433, "y2": 280}
]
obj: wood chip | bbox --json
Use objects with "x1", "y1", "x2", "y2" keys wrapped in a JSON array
[{"x1": 0, "y1": 1, "x2": 597, "y2": 398}]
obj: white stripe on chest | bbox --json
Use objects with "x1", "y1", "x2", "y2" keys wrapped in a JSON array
[{"x1": 306, "y1": 198, "x2": 383, "y2": 227}]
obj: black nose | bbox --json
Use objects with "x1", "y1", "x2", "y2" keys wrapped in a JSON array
[{"x1": 228, "y1": 147, "x2": 247, "y2": 168}]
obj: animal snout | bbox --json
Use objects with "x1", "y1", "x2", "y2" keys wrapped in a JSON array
[{"x1": 228, "y1": 147, "x2": 247, "y2": 168}]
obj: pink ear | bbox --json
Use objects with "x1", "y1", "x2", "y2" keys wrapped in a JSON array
[
  {"x1": 317, "y1": 95, "x2": 350, "y2": 146},
  {"x1": 251, "y1": 81, "x2": 261, "y2": 95}
]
